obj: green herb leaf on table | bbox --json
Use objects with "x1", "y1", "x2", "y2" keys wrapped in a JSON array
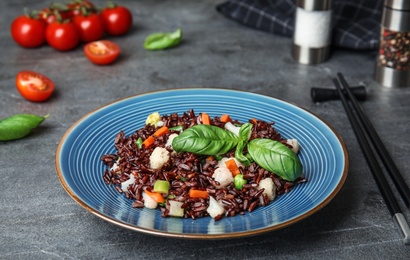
[
  {"x1": 144, "y1": 28, "x2": 182, "y2": 50},
  {"x1": 247, "y1": 138, "x2": 303, "y2": 181},
  {"x1": 172, "y1": 124, "x2": 238, "y2": 155},
  {"x1": 0, "y1": 114, "x2": 48, "y2": 141}
]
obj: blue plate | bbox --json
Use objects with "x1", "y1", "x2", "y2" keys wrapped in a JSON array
[{"x1": 55, "y1": 88, "x2": 348, "y2": 239}]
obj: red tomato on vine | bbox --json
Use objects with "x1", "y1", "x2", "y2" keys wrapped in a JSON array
[
  {"x1": 101, "y1": 2, "x2": 133, "y2": 36},
  {"x1": 46, "y1": 20, "x2": 79, "y2": 51},
  {"x1": 10, "y1": 13, "x2": 46, "y2": 48},
  {"x1": 39, "y1": 3, "x2": 71, "y2": 24},
  {"x1": 67, "y1": 0, "x2": 96, "y2": 17},
  {"x1": 73, "y1": 13, "x2": 105, "y2": 42}
]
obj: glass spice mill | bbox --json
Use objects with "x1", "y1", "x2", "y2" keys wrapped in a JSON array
[{"x1": 376, "y1": 0, "x2": 410, "y2": 87}]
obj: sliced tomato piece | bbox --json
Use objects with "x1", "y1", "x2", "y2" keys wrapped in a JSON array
[
  {"x1": 16, "y1": 71, "x2": 55, "y2": 102},
  {"x1": 83, "y1": 40, "x2": 120, "y2": 65}
]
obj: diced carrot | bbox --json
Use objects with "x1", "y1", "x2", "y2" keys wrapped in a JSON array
[
  {"x1": 142, "y1": 136, "x2": 155, "y2": 148},
  {"x1": 251, "y1": 118, "x2": 257, "y2": 124},
  {"x1": 153, "y1": 126, "x2": 169, "y2": 137},
  {"x1": 220, "y1": 114, "x2": 231, "y2": 123},
  {"x1": 225, "y1": 158, "x2": 240, "y2": 176},
  {"x1": 201, "y1": 112, "x2": 210, "y2": 125},
  {"x1": 206, "y1": 155, "x2": 214, "y2": 161},
  {"x1": 145, "y1": 189, "x2": 165, "y2": 203},
  {"x1": 189, "y1": 189, "x2": 209, "y2": 199}
]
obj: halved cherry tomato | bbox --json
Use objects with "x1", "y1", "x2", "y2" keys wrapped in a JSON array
[
  {"x1": 100, "y1": 3, "x2": 133, "y2": 36},
  {"x1": 84, "y1": 40, "x2": 120, "y2": 65},
  {"x1": 16, "y1": 71, "x2": 55, "y2": 102}
]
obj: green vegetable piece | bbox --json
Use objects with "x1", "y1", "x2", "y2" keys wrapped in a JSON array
[
  {"x1": 234, "y1": 123, "x2": 253, "y2": 166},
  {"x1": 144, "y1": 28, "x2": 182, "y2": 50},
  {"x1": 136, "y1": 137, "x2": 143, "y2": 149},
  {"x1": 172, "y1": 124, "x2": 238, "y2": 155},
  {"x1": 0, "y1": 114, "x2": 48, "y2": 141},
  {"x1": 234, "y1": 174, "x2": 247, "y2": 190},
  {"x1": 169, "y1": 125, "x2": 184, "y2": 131},
  {"x1": 214, "y1": 154, "x2": 223, "y2": 161},
  {"x1": 247, "y1": 138, "x2": 303, "y2": 181},
  {"x1": 153, "y1": 180, "x2": 170, "y2": 194}
]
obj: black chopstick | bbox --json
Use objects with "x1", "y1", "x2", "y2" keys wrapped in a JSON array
[
  {"x1": 332, "y1": 74, "x2": 410, "y2": 245},
  {"x1": 337, "y1": 72, "x2": 410, "y2": 207}
]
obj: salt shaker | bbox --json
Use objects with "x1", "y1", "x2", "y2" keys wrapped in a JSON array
[
  {"x1": 375, "y1": 0, "x2": 410, "y2": 88},
  {"x1": 292, "y1": 0, "x2": 333, "y2": 64}
]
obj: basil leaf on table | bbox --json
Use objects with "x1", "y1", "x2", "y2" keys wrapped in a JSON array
[
  {"x1": 144, "y1": 28, "x2": 182, "y2": 50},
  {"x1": 0, "y1": 114, "x2": 48, "y2": 141},
  {"x1": 234, "y1": 123, "x2": 253, "y2": 166},
  {"x1": 247, "y1": 138, "x2": 303, "y2": 181},
  {"x1": 172, "y1": 124, "x2": 238, "y2": 155}
]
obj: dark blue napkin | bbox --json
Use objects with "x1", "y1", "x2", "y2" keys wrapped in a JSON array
[{"x1": 216, "y1": 0, "x2": 384, "y2": 50}]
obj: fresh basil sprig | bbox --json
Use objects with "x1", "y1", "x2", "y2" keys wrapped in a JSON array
[
  {"x1": 172, "y1": 124, "x2": 238, "y2": 155},
  {"x1": 247, "y1": 138, "x2": 303, "y2": 181},
  {"x1": 172, "y1": 122, "x2": 303, "y2": 181},
  {"x1": 144, "y1": 28, "x2": 182, "y2": 50},
  {"x1": 0, "y1": 114, "x2": 48, "y2": 141}
]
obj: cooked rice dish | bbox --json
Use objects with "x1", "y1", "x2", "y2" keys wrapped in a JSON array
[{"x1": 101, "y1": 110, "x2": 306, "y2": 220}]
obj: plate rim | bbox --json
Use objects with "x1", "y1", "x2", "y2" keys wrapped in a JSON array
[{"x1": 55, "y1": 87, "x2": 349, "y2": 239}]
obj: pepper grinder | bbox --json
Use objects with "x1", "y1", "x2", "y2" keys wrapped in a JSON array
[
  {"x1": 292, "y1": 0, "x2": 333, "y2": 64},
  {"x1": 376, "y1": 0, "x2": 410, "y2": 88}
]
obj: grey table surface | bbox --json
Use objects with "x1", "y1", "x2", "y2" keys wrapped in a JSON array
[{"x1": 1, "y1": 0, "x2": 410, "y2": 259}]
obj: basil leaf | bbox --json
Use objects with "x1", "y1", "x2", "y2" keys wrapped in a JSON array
[
  {"x1": 0, "y1": 114, "x2": 48, "y2": 141},
  {"x1": 144, "y1": 28, "x2": 182, "y2": 50},
  {"x1": 172, "y1": 124, "x2": 238, "y2": 155},
  {"x1": 234, "y1": 123, "x2": 253, "y2": 166},
  {"x1": 248, "y1": 138, "x2": 303, "y2": 181}
]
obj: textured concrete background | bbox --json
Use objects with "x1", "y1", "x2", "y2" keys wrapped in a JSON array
[{"x1": 1, "y1": 0, "x2": 410, "y2": 259}]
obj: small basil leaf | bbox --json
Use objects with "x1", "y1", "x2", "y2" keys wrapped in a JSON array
[
  {"x1": 0, "y1": 114, "x2": 48, "y2": 141},
  {"x1": 144, "y1": 28, "x2": 182, "y2": 50},
  {"x1": 239, "y1": 123, "x2": 252, "y2": 141},
  {"x1": 234, "y1": 123, "x2": 253, "y2": 166},
  {"x1": 172, "y1": 124, "x2": 238, "y2": 155},
  {"x1": 248, "y1": 138, "x2": 303, "y2": 181}
]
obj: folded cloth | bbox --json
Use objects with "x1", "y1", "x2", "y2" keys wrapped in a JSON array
[{"x1": 216, "y1": 0, "x2": 384, "y2": 50}]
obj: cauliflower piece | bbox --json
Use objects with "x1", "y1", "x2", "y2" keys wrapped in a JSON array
[
  {"x1": 212, "y1": 167, "x2": 234, "y2": 188},
  {"x1": 286, "y1": 139, "x2": 300, "y2": 154},
  {"x1": 142, "y1": 191, "x2": 158, "y2": 209},
  {"x1": 121, "y1": 174, "x2": 136, "y2": 192},
  {"x1": 145, "y1": 112, "x2": 161, "y2": 126},
  {"x1": 258, "y1": 178, "x2": 277, "y2": 201},
  {"x1": 110, "y1": 162, "x2": 119, "y2": 172},
  {"x1": 224, "y1": 122, "x2": 240, "y2": 136},
  {"x1": 149, "y1": 147, "x2": 170, "y2": 169},
  {"x1": 207, "y1": 196, "x2": 225, "y2": 218},
  {"x1": 165, "y1": 133, "x2": 179, "y2": 149}
]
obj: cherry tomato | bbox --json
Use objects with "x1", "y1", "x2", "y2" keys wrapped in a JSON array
[
  {"x1": 101, "y1": 3, "x2": 133, "y2": 36},
  {"x1": 10, "y1": 15, "x2": 46, "y2": 48},
  {"x1": 39, "y1": 4, "x2": 71, "y2": 24},
  {"x1": 16, "y1": 71, "x2": 55, "y2": 102},
  {"x1": 67, "y1": 0, "x2": 96, "y2": 17},
  {"x1": 84, "y1": 40, "x2": 120, "y2": 65},
  {"x1": 73, "y1": 13, "x2": 105, "y2": 43},
  {"x1": 45, "y1": 20, "x2": 79, "y2": 51}
]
